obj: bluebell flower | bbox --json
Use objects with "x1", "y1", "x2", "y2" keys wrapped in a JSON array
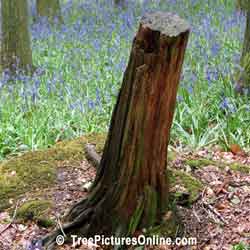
[
  {"x1": 220, "y1": 97, "x2": 236, "y2": 113},
  {"x1": 211, "y1": 42, "x2": 220, "y2": 57}
]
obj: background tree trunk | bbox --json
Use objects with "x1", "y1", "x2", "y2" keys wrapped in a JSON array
[
  {"x1": 36, "y1": 0, "x2": 62, "y2": 23},
  {"x1": 242, "y1": 11, "x2": 250, "y2": 61},
  {"x1": 236, "y1": 0, "x2": 250, "y2": 92},
  {"x1": 114, "y1": 0, "x2": 126, "y2": 7},
  {"x1": 43, "y1": 11, "x2": 190, "y2": 248},
  {"x1": 0, "y1": 0, "x2": 32, "y2": 73}
]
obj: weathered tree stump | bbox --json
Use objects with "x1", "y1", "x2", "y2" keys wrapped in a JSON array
[{"x1": 42, "y1": 11, "x2": 189, "y2": 249}]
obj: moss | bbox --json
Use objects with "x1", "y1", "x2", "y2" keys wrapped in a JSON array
[
  {"x1": 185, "y1": 159, "x2": 214, "y2": 169},
  {"x1": 147, "y1": 210, "x2": 183, "y2": 238},
  {"x1": 16, "y1": 200, "x2": 53, "y2": 225},
  {"x1": 229, "y1": 163, "x2": 250, "y2": 173},
  {"x1": 2, "y1": 129, "x2": 248, "y2": 217},
  {"x1": 0, "y1": 133, "x2": 107, "y2": 211},
  {"x1": 168, "y1": 151, "x2": 177, "y2": 162},
  {"x1": 85, "y1": 133, "x2": 107, "y2": 154},
  {"x1": 37, "y1": 217, "x2": 55, "y2": 228},
  {"x1": 185, "y1": 158, "x2": 250, "y2": 174},
  {"x1": 168, "y1": 168, "x2": 203, "y2": 205}
]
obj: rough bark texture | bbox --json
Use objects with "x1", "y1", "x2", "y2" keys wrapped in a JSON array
[
  {"x1": 42, "y1": 11, "x2": 190, "y2": 249},
  {"x1": 242, "y1": 11, "x2": 250, "y2": 61},
  {"x1": 236, "y1": 1, "x2": 250, "y2": 92},
  {"x1": 236, "y1": 0, "x2": 250, "y2": 10},
  {"x1": 0, "y1": 0, "x2": 32, "y2": 72},
  {"x1": 36, "y1": 0, "x2": 62, "y2": 23}
]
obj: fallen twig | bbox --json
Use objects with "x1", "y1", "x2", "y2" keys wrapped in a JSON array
[
  {"x1": 192, "y1": 210, "x2": 201, "y2": 223},
  {"x1": 56, "y1": 216, "x2": 66, "y2": 238},
  {"x1": 203, "y1": 201, "x2": 227, "y2": 225},
  {"x1": 0, "y1": 201, "x2": 19, "y2": 235},
  {"x1": 200, "y1": 187, "x2": 227, "y2": 225},
  {"x1": 229, "y1": 181, "x2": 250, "y2": 187}
]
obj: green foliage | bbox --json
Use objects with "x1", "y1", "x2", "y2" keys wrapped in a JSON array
[{"x1": 233, "y1": 242, "x2": 250, "y2": 250}]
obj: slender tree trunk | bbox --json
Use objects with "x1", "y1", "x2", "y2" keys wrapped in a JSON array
[
  {"x1": 0, "y1": 0, "x2": 32, "y2": 73},
  {"x1": 36, "y1": 0, "x2": 62, "y2": 23},
  {"x1": 114, "y1": 0, "x2": 126, "y2": 7},
  {"x1": 42, "y1": 12, "x2": 189, "y2": 249},
  {"x1": 236, "y1": 1, "x2": 250, "y2": 92},
  {"x1": 242, "y1": 11, "x2": 250, "y2": 60}
]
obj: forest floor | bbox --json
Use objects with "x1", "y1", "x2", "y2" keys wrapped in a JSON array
[{"x1": 0, "y1": 137, "x2": 250, "y2": 250}]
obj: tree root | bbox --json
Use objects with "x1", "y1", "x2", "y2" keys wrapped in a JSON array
[
  {"x1": 39, "y1": 145, "x2": 102, "y2": 249},
  {"x1": 40, "y1": 206, "x2": 94, "y2": 249}
]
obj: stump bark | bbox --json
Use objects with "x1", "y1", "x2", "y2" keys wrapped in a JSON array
[{"x1": 43, "y1": 11, "x2": 189, "y2": 249}]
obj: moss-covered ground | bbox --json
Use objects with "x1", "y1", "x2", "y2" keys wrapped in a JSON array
[
  {"x1": 1, "y1": 133, "x2": 249, "y2": 226},
  {"x1": 16, "y1": 200, "x2": 54, "y2": 228},
  {"x1": 185, "y1": 158, "x2": 250, "y2": 173},
  {"x1": 0, "y1": 133, "x2": 106, "y2": 211}
]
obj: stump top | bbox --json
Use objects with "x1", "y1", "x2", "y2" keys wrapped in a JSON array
[{"x1": 140, "y1": 12, "x2": 190, "y2": 37}]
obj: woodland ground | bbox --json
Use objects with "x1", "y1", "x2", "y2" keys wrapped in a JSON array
[{"x1": 0, "y1": 135, "x2": 249, "y2": 250}]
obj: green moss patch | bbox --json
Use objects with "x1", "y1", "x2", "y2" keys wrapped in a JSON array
[
  {"x1": 0, "y1": 133, "x2": 107, "y2": 211},
  {"x1": 168, "y1": 169, "x2": 203, "y2": 205},
  {"x1": 185, "y1": 158, "x2": 250, "y2": 173},
  {"x1": 16, "y1": 200, "x2": 54, "y2": 227},
  {"x1": 147, "y1": 210, "x2": 183, "y2": 238},
  {"x1": 185, "y1": 159, "x2": 215, "y2": 169},
  {"x1": 229, "y1": 162, "x2": 250, "y2": 173},
  {"x1": 85, "y1": 133, "x2": 107, "y2": 154}
]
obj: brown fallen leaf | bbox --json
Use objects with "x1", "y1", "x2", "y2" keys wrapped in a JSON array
[
  {"x1": 215, "y1": 201, "x2": 230, "y2": 211},
  {"x1": 229, "y1": 144, "x2": 246, "y2": 156}
]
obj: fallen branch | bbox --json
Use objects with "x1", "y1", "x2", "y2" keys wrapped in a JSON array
[
  {"x1": 192, "y1": 210, "x2": 201, "y2": 223},
  {"x1": 84, "y1": 143, "x2": 101, "y2": 168},
  {"x1": 229, "y1": 181, "x2": 250, "y2": 187},
  {"x1": 0, "y1": 201, "x2": 19, "y2": 236},
  {"x1": 200, "y1": 187, "x2": 227, "y2": 225},
  {"x1": 56, "y1": 215, "x2": 66, "y2": 238}
]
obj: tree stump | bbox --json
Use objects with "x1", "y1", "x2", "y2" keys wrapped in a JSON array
[{"x1": 42, "y1": 11, "x2": 190, "y2": 249}]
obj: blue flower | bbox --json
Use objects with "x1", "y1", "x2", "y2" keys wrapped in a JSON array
[{"x1": 211, "y1": 42, "x2": 220, "y2": 57}]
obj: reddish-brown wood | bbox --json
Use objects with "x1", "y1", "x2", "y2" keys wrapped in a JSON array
[{"x1": 42, "y1": 12, "x2": 190, "y2": 248}]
